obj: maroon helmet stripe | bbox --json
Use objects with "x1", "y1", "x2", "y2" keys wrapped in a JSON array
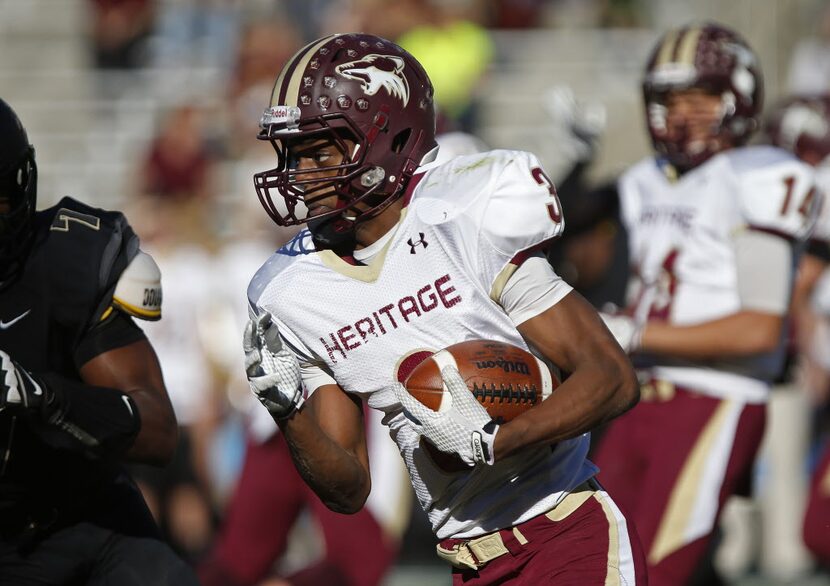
[
  {"x1": 272, "y1": 45, "x2": 309, "y2": 106},
  {"x1": 654, "y1": 29, "x2": 680, "y2": 66},
  {"x1": 670, "y1": 26, "x2": 689, "y2": 62},
  {"x1": 676, "y1": 26, "x2": 702, "y2": 66},
  {"x1": 272, "y1": 35, "x2": 339, "y2": 106}
]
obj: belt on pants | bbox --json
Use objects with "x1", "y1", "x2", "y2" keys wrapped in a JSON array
[{"x1": 435, "y1": 478, "x2": 598, "y2": 571}]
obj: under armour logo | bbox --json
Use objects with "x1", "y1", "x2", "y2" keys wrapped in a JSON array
[{"x1": 407, "y1": 233, "x2": 428, "y2": 254}]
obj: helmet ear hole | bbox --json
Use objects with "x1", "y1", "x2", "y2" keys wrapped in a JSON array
[{"x1": 391, "y1": 128, "x2": 411, "y2": 154}]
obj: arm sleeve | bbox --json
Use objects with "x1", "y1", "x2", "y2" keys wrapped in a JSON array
[
  {"x1": 811, "y1": 268, "x2": 830, "y2": 315},
  {"x1": 498, "y1": 254, "x2": 573, "y2": 325},
  {"x1": 733, "y1": 228, "x2": 795, "y2": 314},
  {"x1": 300, "y1": 363, "x2": 337, "y2": 393}
]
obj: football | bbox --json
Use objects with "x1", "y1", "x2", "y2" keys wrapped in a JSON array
[{"x1": 404, "y1": 339, "x2": 557, "y2": 424}]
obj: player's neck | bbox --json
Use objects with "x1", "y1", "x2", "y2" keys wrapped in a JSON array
[{"x1": 354, "y1": 199, "x2": 405, "y2": 250}]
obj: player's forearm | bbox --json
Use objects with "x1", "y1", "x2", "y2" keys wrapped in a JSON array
[
  {"x1": 280, "y1": 414, "x2": 370, "y2": 514},
  {"x1": 494, "y1": 351, "x2": 638, "y2": 460},
  {"x1": 33, "y1": 373, "x2": 150, "y2": 461},
  {"x1": 123, "y1": 387, "x2": 178, "y2": 465},
  {"x1": 640, "y1": 310, "x2": 783, "y2": 359}
]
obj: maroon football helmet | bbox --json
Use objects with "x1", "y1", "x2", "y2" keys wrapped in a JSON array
[
  {"x1": 765, "y1": 94, "x2": 830, "y2": 166},
  {"x1": 643, "y1": 22, "x2": 763, "y2": 171},
  {"x1": 254, "y1": 33, "x2": 437, "y2": 235}
]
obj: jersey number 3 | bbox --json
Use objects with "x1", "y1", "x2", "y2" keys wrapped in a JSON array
[{"x1": 531, "y1": 167, "x2": 563, "y2": 223}]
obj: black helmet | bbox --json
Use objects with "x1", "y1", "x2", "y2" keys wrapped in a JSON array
[{"x1": 0, "y1": 98, "x2": 37, "y2": 278}]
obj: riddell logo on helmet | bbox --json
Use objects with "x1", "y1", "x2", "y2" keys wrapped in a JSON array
[{"x1": 335, "y1": 55, "x2": 410, "y2": 107}]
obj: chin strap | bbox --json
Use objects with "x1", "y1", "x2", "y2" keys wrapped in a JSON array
[{"x1": 308, "y1": 214, "x2": 357, "y2": 254}]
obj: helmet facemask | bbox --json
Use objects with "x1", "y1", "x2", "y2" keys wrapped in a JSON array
[
  {"x1": 646, "y1": 85, "x2": 736, "y2": 171},
  {"x1": 0, "y1": 146, "x2": 37, "y2": 281}
]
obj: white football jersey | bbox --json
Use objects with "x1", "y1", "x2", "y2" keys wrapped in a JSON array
[
  {"x1": 248, "y1": 150, "x2": 596, "y2": 540},
  {"x1": 620, "y1": 146, "x2": 817, "y2": 402}
]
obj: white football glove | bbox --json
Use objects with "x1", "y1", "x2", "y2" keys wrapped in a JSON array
[
  {"x1": 243, "y1": 313, "x2": 304, "y2": 420},
  {"x1": 599, "y1": 312, "x2": 643, "y2": 354},
  {"x1": 393, "y1": 366, "x2": 499, "y2": 467}
]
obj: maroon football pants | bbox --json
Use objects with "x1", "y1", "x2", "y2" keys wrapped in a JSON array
[
  {"x1": 804, "y1": 440, "x2": 830, "y2": 564},
  {"x1": 198, "y1": 433, "x2": 397, "y2": 586},
  {"x1": 593, "y1": 384, "x2": 765, "y2": 586},
  {"x1": 440, "y1": 480, "x2": 648, "y2": 585}
]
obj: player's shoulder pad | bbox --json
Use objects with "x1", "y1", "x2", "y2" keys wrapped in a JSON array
[
  {"x1": 112, "y1": 250, "x2": 162, "y2": 320},
  {"x1": 247, "y1": 230, "x2": 313, "y2": 308},
  {"x1": 726, "y1": 146, "x2": 818, "y2": 240},
  {"x1": 412, "y1": 149, "x2": 564, "y2": 253},
  {"x1": 46, "y1": 196, "x2": 140, "y2": 286},
  {"x1": 41, "y1": 197, "x2": 143, "y2": 323}
]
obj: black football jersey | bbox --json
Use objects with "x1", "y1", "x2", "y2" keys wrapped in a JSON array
[{"x1": 0, "y1": 197, "x2": 147, "y2": 513}]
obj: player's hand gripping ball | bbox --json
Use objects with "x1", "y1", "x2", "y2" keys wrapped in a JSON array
[{"x1": 404, "y1": 339, "x2": 557, "y2": 424}]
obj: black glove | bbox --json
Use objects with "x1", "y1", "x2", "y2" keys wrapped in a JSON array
[{"x1": 0, "y1": 350, "x2": 46, "y2": 412}]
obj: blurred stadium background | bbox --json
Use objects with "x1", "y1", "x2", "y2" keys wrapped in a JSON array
[{"x1": 3, "y1": 1, "x2": 830, "y2": 584}]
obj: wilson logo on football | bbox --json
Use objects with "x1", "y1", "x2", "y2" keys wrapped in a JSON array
[
  {"x1": 474, "y1": 359, "x2": 532, "y2": 376},
  {"x1": 335, "y1": 55, "x2": 410, "y2": 106}
]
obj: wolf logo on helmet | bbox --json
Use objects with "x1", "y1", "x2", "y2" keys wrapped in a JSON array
[{"x1": 335, "y1": 55, "x2": 410, "y2": 106}]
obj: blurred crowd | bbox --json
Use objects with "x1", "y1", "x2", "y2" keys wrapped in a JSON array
[{"x1": 42, "y1": 0, "x2": 830, "y2": 584}]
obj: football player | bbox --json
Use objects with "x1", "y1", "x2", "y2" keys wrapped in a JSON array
[
  {"x1": 243, "y1": 33, "x2": 646, "y2": 584},
  {"x1": 594, "y1": 23, "x2": 819, "y2": 585},
  {"x1": 766, "y1": 93, "x2": 830, "y2": 566},
  {"x1": 0, "y1": 98, "x2": 198, "y2": 585}
]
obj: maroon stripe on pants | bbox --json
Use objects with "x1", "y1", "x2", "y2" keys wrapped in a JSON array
[{"x1": 804, "y1": 441, "x2": 830, "y2": 563}]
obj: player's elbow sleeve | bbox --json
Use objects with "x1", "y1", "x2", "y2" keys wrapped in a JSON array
[{"x1": 37, "y1": 373, "x2": 142, "y2": 459}]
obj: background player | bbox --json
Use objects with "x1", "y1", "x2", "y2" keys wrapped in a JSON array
[
  {"x1": 243, "y1": 33, "x2": 646, "y2": 584},
  {"x1": 0, "y1": 97, "x2": 199, "y2": 585},
  {"x1": 766, "y1": 93, "x2": 830, "y2": 568},
  {"x1": 595, "y1": 23, "x2": 819, "y2": 586}
]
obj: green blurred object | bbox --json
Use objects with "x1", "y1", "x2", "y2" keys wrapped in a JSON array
[{"x1": 398, "y1": 20, "x2": 494, "y2": 121}]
